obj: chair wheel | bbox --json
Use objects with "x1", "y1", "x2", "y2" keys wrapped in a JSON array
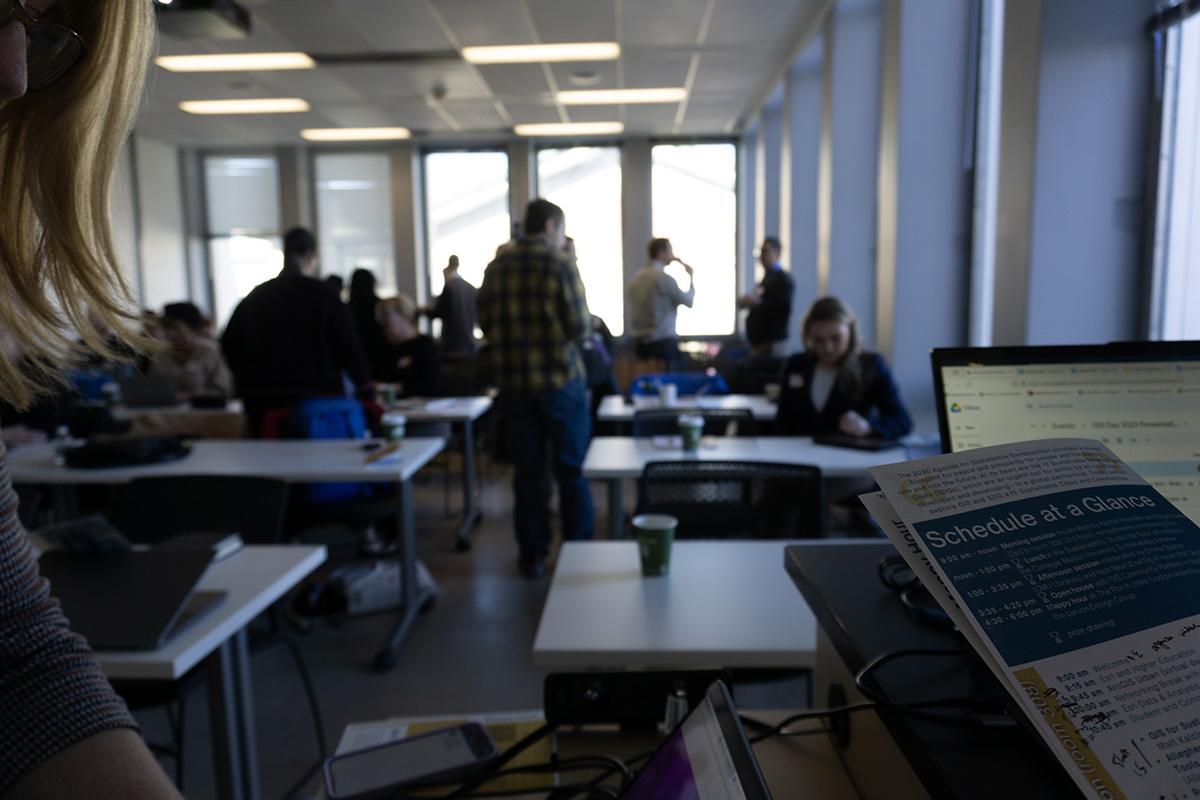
[{"x1": 373, "y1": 650, "x2": 397, "y2": 672}]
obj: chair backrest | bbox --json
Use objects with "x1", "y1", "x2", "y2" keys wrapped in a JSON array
[
  {"x1": 629, "y1": 372, "x2": 730, "y2": 397},
  {"x1": 632, "y1": 408, "x2": 756, "y2": 437},
  {"x1": 636, "y1": 460, "x2": 825, "y2": 539},
  {"x1": 114, "y1": 475, "x2": 291, "y2": 545}
]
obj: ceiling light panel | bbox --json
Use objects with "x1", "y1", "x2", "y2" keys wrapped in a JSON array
[
  {"x1": 557, "y1": 88, "x2": 687, "y2": 105},
  {"x1": 514, "y1": 122, "x2": 624, "y2": 136},
  {"x1": 301, "y1": 127, "x2": 411, "y2": 141},
  {"x1": 179, "y1": 98, "x2": 311, "y2": 114},
  {"x1": 156, "y1": 52, "x2": 316, "y2": 71},
  {"x1": 463, "y1": 43, "x2": 620, "y2": 64}
]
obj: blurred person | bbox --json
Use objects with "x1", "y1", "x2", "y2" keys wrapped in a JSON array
[
  {"x1": 148, "y1": 302, "x2": 233, "y2": 399},
  {"x1": 0, "y1": 1, "x2": 185, "y2": 796},
  {"x1": 627, "y1": 237, "x2": 694, "y2": 371},
  {"x1": 347, "y1": 268, "x2": 387, "y2": 371},
  {"x1": 421, "y1": 255, "x2": 478, "y2": 357},
  {"x1": 736, "y1": 236, "x2": 794, "y2": 359},
  {"x1": 775, "y1": 297, "x2": 911, "y2": 439},
  {"x1": 375, "y1": 294, "x2": 442, "y2": 397},
  {"x1": 222, "y1": 228, "x2": 372, "y2": 436},
  {"x1": 478, "y1": 200, "x2": 595, "y2": 578},
  {"x1": 324, "y1": 273, "x2": 345, "y2": 300}
]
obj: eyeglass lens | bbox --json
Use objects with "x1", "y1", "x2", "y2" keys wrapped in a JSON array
[{"x1": 2, "y1": 0, "x2": 85, "y2": 92}]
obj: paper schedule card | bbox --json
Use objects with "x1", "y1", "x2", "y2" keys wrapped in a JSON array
[{"x1": 867, "y1": 438, "x2": 1200, "y2": 800}]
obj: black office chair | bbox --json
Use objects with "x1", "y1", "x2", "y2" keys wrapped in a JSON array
[
  {"x1": 636, "y1": 460, "x2": 826, "y2": 539},
  {"x1": 112, "y1": 475, "x2": 327, "y2": 794},
  {"x1": 631, "y1": 407, "x2": 757, "y2": 438}
]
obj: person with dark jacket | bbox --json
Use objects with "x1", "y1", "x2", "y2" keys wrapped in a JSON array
[
  {"x1": 347, "y1": 268, "x2": 388, "y2": 371},
  {"x1": 737, "y1": 236, "x2": 795, "y2": 358},
  {"x1": 374, "y1": 294, "x2": 442, "y2": 397},
  {"x1": 775, "y1": 296, "x2": 911, "y2": 440},
  {"x1": 221, "y1": 228, "x2": 372, "y2": 435}
]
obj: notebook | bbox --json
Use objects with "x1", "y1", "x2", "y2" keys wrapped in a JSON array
[
  {"x1": 618, "y1": 681, "x2": 771, "y2": 800},
  {"x1": 38, "y1": 549, "x2": 225, "y2": 650},
  {"x1": 116, "y1": 375, "x2": 179, "y2": 408}
]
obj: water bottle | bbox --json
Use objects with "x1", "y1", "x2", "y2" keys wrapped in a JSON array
[{"x1": 51, "y1": 425, "x2": 73, "y2": 466}]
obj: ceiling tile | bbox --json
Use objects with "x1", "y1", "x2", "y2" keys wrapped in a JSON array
[
  {"x1": 332, "y1": 0, "x2": 453, "y2": 52},
  {"x1": 430, "y1": 0, "x2": 532, "y2": 46},
  {"x1": 474, "y1": 63, "x2": 550, "y2": 98},
  {"x1": 525, "y1": 0, "x2": 615, "y2": 43}
]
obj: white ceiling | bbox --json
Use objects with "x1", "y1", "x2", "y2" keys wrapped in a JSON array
[{"x1": 137, "y1": 0, "x2": 830, "y2": 146}]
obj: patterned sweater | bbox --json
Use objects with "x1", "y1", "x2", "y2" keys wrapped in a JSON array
[{"x1": 0, "y1": 444, "x2": 136, "y2": 791}]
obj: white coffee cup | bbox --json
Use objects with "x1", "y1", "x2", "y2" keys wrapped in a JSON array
[{"x1": 658, "y1": 382, "x2": 678, "y2": 407}]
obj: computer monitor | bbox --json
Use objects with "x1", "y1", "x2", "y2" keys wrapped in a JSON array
[{"x1": 931, "y1": 341, "x2": 1200, "y2": 526}]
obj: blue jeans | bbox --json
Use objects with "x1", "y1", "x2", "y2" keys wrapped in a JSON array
[{"x1": 507, "y1": 379, "x2": 595, "y2": 559}]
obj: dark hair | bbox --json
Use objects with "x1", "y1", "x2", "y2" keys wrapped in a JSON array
[
  {"x1": 282, "y1": 227, "x2": 317, "y2": 274},
  {"x1": 524, "y1": 199, "x2": 564, "y2": 238},
  {"x1": 348, "y1": 268, "x2": 379, "y2": 318},
  {"x1": 448, "y1": 255, "x2": 459, "y2": 269},
  {"x1": 648, "y1": 238, "x2": 671, "y2": 260},
  {"x1": 762, "y1": 236, "x2": 782, "y2": 253},
  {"x1": 802, "y1": 296, "x2": 863, "y2": 395},
  {"x1": 324, "y1": 274, "x2": 344, "y2": 294},
  {"x1": 161, "y1": 302, "x2": 205, "y2": 333}
]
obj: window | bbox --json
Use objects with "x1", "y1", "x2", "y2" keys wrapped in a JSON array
[
  {"x1": 650, "y1": 143, "x2": 737, "y2": 337},
  {"x1": 423, "y1": 151, "x2": 510, "y2": 303},
  {"x1": 314, "y1": 153, "x2": 396, "y2": 298},
  {"x1": 537, "y1": 147, "x2": 624, "y2": 333},
  {"x1": 204, "y1": 155, "x2": 281, "y2": 329},
  {"x1": 1152, "y1": 12, "x2": 1200, "y2": 340}
]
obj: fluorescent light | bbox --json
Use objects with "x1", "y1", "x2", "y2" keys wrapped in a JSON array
[
  {"x1": 301, "y1": 127, "x2": 411, "y2": 141},
  {"x1": 179, "y1": 98, "x2": 311, "y2": 114},
  {"x1": 557, "y1": 88, "x2": 687, "y2": 105},
  {"x1": 156, "y1": 52, "x2": 316, "y2": 72},
  {"x1": 514, "y1": 122, "x2": 625, "y2": 137},
  {"x1": 462, "y1": 43, "x2": 619, "y2": 64}
]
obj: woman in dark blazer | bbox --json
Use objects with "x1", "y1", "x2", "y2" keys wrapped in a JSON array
[{"x1": 775, "y1": 296, "x2": 911, "y2": 439}]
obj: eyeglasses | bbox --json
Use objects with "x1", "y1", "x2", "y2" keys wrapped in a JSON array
[{"x1": 1, "y1": 0, "x2": 86, "y2": 92}]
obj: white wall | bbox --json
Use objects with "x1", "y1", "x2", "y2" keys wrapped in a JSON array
[
  {"x1": 132, "y1": 135, "x2": 189, "y2": 312},
  {"x1": 1025, "y1": 0, "x2": 1156, "y2": 344},
  {"x1": 111, "y1": 143, "x2": 140, "y2": 302}
]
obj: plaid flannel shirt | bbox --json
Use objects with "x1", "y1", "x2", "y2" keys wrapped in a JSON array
[{"x1": 477, "y1": 236, "x2": 591, "y2": 397}]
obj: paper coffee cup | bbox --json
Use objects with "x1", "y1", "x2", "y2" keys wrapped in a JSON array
[
  {"x1": 677, "y1": 414, "x2": 704, "y2": 452},
  {"x1": 381, "y1": 412, "x2": 407, "y2": 441},
  {"x1": 378, "y1": 384, "x2": 398, "y2": 405},
  {"x1": 658, "y1": 382, "x2": 678, "y2": 407},
  {"x1": 632, "y1": 513, "x2": 677, "y2": 576}
]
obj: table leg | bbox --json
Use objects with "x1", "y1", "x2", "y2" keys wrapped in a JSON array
[
  {"x1": 453, "y1": 418, "x2": 481, "y2": 551},
  {"x1": 205, "y1": 628, "x2": 260, "y2": 800},
  {"x1": 375, "y1": 479, "x2": 435, "y2": 670},
  {"x1": 607, "y1": 478, "x2": 624, "y2": 540}
]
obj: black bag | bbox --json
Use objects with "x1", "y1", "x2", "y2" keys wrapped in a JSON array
[{"x1": 64, "y1": 436, "x2": 192, "y2": 469}]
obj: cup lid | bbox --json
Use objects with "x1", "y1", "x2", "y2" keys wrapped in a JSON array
[
  {"x1": 676, "y1": 414, "x2": 704, "y2": 427},
  {"x1": 632, "y1": 513, "x2": 678, "y2": 530},
  {"x1": 381, "y1": 412, "x2": 407, "y2": 424}
]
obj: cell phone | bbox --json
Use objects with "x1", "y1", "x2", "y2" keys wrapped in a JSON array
[{"x1": 323, "y1": 722, "x2": 499, "y2": 800}]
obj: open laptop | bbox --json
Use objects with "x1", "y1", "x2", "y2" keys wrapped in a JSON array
[
  {"x1": 116, "y1": 375, "x2": 179, "y2": 408},
  {"x1": 931, "y1": 340, "x2": 1200, "y2": 527},
  {"x1": 618, "y1": 681, "x2": 771, "y2": 800},
  {"x1": 38, "y1": 548, "x2": 225, "y2": 650}
]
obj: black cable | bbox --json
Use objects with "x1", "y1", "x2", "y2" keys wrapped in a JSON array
[
  {"x1": 854, "y1": 647, "x2": 1017, "y2": 729},
  {"x1": 741, "y1": 701, "x2": 879, "y2": 744}
]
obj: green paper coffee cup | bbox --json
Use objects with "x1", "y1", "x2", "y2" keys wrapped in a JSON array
[
  {"x1": 381, "y1": 412, "x2": 406, "y2": 441},
  {"x1": 632, "y1": 513, "x2": 677, "y2": 576},
  {"x1": 379, "y1": 384, "x2": 398, "y2": 405},
  {"x1": 677, "y1": 414, "x2": 704, "y2": 453}
]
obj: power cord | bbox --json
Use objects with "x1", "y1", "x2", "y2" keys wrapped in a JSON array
[{"x1": 877, "y1": 555, "x2": 954, "y2": 630}]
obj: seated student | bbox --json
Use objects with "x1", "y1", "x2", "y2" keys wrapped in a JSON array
[
  {"x1": 775, "y1": 296, "x2": 911, "y2": 439},
  {"x1": 148, "y1": 302, "x2": 233, "y2": 400},
  {"x1": 375, "y1": 295, "x2": 442, "y2": 397}
]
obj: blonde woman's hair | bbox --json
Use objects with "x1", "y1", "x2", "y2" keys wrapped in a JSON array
[
  {"x1": 802, "y1": 296, "x2": 864, "y2": 396},
  {"x1": 0, "y1": 0, "x2": 155, "y2": 409},
  {"x1": 376, "y1": 294, "x2": 419, "y2": 324}
]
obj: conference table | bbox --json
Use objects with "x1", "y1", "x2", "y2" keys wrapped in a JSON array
[
  {"x1": 532, "y1": 540, "x2": 819, "y2": 671},
  {"x1": 385, "y1": 396, "x2": 493, "y2": 549},
  {"x1": 596, "y1": 393, "x2": 778, "y2": 431},
  {"x1": 582, "y1": 435, "x2": 908, "y2": 539},
  {"x1": 8, "y1": 437, "x2": 444, "y2": 671}
]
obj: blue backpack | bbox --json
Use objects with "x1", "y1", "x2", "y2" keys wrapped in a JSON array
[{"x1": 285, "y1": 398, "x2": 372, "y2": 503}]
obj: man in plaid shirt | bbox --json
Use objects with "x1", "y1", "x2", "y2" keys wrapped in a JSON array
[{"x1": 478, "y1": 199, "x2": 596, "y2": 577}]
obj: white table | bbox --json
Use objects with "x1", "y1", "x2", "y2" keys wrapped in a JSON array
[
  {"x1": 386, "y1": 396, "x2": 493, "y2": 549},
  {"x1": 597, "y1": 393, "x2": 778, "y2": 428},
  {"x1": 9, "y1": 438, "x2": 444, "y2": 670},
  {"x1": 582, "y1": 435, "x2": 907, "y2": 539},
  {"x1": 97, "y1": 544, "x2": 325, "y2": 800},
  {"x1": 533, "y1": 540, "x2": 819, "y2": 669}
]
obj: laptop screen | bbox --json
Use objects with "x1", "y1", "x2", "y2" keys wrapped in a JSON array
[
  {"x1": 932, "y1": 341, "x2": 1200, "y2": 526},
  {"x1": 619, "y1": 682, "x2": 769, "y2": 800}
]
